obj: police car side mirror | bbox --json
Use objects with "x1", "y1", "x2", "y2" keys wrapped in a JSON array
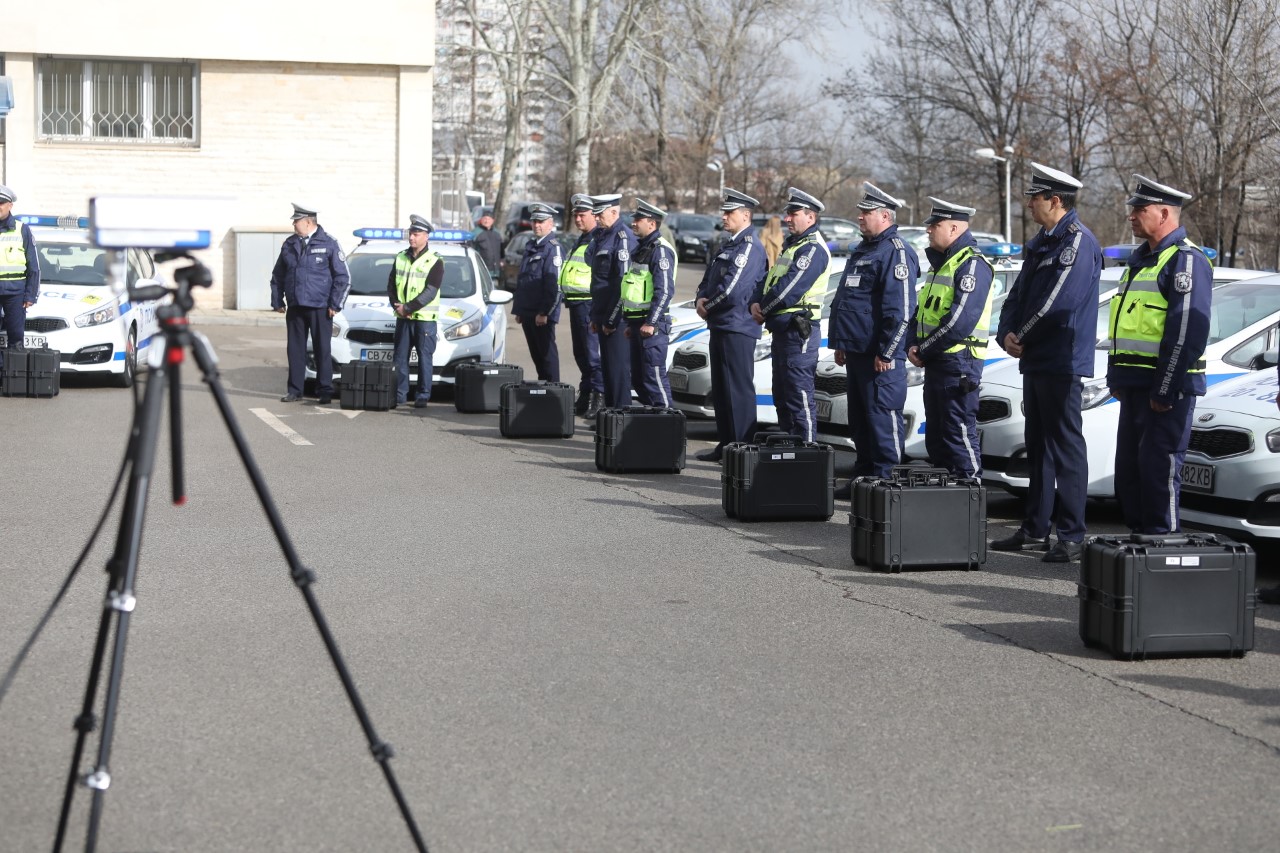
[{"x1": 1256, "y1": 349, "x2": 1278, "y2": 369}]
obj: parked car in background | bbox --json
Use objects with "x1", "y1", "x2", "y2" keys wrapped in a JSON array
[
  {"x1": 499, "y1": 231, "x2": 578, "y2": 291},
  {"x1": 820, "y1": 216, "x2": 861, "y2": 256},
  {"x1": 502, "y1": 201, "x2": 566, "y2": 242},
  {"x1": 667, "y1": 212, "x2": 719, "y2": 262}
]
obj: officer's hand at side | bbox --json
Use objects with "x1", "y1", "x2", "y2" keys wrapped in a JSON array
[
  {"x1": 275, "y1": 306, "x2": 286, "y2": 313},
  {"x1": 1150, "y1": 398, "x2": 1172, "y2": 413},
  {"x1": 624, "y1": 326, "x2": 632, "y2": 339},
  {"x1": 328, "y1": 308, "x2": 336, "y2": 318},
  {"x1": 750, "y1": 303, "x2": 765, "y2": 324},
  {"x1": 874, "y1": 356, "x2": 893, "y2": 373},
  {"x1": 696, "y1": 298, "x2": 708, "y2": 319},
  {"x1": 514, "y1": 314, "x2": 522, "y2": 324},
  {"x1": 907, "y1": 346, "x2": 924, "y2": 368},
  {"x1": 834, "y1": 349, "x2": 846, "y2": 367},
  {"x1": 535, "y1": 314, "x2": 547, "y2": 327},
  {"x1": 603, "y1": 325, "x2": 615, "y2": 336},
  {"x1": 640, "y1": 324, "x2": 655, "y2": 338},
  {"x1": 24, "y1": 301, "x2": 35, "y2": 309},
  {"x1": 590, "y1": 321, "x2": 598, "y2": 333},
  {"x1": 1002, "y1": 332, "x2": 1023, "y2": 358}
]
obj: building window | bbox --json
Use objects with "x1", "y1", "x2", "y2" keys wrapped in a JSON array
[{"x1": 38, "y1": 58, "x2": 197, "y2": 144}]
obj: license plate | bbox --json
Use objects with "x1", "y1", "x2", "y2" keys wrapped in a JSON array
[
  {"x1": 1181, "y1": 461, "x2": 1214, "y2": 493},
  {"x1": 669, "y1": 371, "x2": 688, "y2": 392},
  {"x1": 0, "y1": 333, "x2": 47, "y2": 349},
  {"x1": 817, "y1": 398, "x2": 833, "y2": 421},
  {"x1": 362, "y1": 348, "x2": 416, "y2": 364}
]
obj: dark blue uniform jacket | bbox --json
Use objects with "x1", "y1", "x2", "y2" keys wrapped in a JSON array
[
  {"x1": 270, "y1": 225, "x2": 350, "y2": 311},
  {"x1": 827, "y1": 224, "x2": 918, "y2": 359},
  {"x1": 696, "y1": 225, "x2": 766, "y2": 337},
  {"x1": 513, "y1": 232, "x2": 564, "y2": 321},
  {"x1": 751, "y1": 223, "x2": 829, "y2": 335},
  {"x1": 589, "y1": 219, "x2": 637, "y2": 329}
]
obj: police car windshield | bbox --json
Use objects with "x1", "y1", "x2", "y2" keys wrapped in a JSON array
[
  {"x1": 1206, "y1": 280, "x2": 1280, "y2": 345},
  {"x1": 37, "y1": 243, "x2": 108, "y2": 286},
  {"x1": 345, "y1": 253, "x2": 476, "y2": 299}
]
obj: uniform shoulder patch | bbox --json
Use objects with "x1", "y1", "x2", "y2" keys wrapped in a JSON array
[
  {"x1": 337, "y1": 248, "x2": 346, "y2": 262},
  {"x1": 617, "y1": 248, "x2": 629, "y2": 262},
  {"x1": 959, "y1": 274, "x2": 976, "y2": 293},
  {"x1": 796, "y1": 254, "x2": 811, "y2": 271},
  {"x1": 659, "y1": 256, "x2": 671, "y2": 271},
  {"x1": 734, "y1": 253, "x2": 749, "y2": 268},
  {"x1": 1174, "y1": 270, "x2": 1193, "y2": 293},
  {"x1": 553, "y1": 255, "x2": 563, "y2": 267},
  {"x1": 1059, "y1": 246, "x2": 1076, "y2": 266},
  {"x1": 1068, "y1": 222, "x2": 1079, "y2": 234},
  {"x1": 894, "y1": 262, "x2": 909, "y2": 281},
  {"x1": 891, "y1": 237, "x2": 905, "y2": 250}
]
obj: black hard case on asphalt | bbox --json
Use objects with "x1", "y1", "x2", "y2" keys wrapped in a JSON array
[
  {"x1": 0, "y1": 349, "x2": 60, "y2": 398},
  {"x1": 1079, "y1": 533, "x2": 1256, "y2": 660},
  {"x1": 721, "y1": 434, "x2": 834, "y2": 521},
  {"x1": 338, "y1": 361, "x2": 395, "y2": 411},
  {"x1": 850, "y1": 467, "x2": 986, "y2": 572},
  {"x1": 594, "y1": 406, "x2": 686, "y2": 473},
  {"x1": 499, "y1": 381, "x2": 575, "y2": 438},
  {"x1": 454, "y1": 362, "x2": 524, "y2": 413}
]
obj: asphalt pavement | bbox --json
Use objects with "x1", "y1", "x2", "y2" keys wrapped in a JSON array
[{"x1": 2, "y1": 279, "x2": 1279, "y2": 852}]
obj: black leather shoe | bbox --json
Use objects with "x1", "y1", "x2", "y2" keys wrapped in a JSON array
[
  {"x1": 1042, "y1": 540, "x2": 1083, "y2": 563},
  {"x1": 990, "y1": 530, "x2": 1048, "y2": 552},
  {"x1": 317, "y1": 394, "x2": 332, "y2": 405},
  {"x1": 574, "y1": 392, "x2": 590, "y2": 416},
  {"x1": 280, "y1": 393, "x2": 301, "y2": 403},
  {"x1": 583, "y1": 391, "x2": 604, "y2": 421},
  {"x1": 414, "y1": 397, "x2": 429, "y2": 409},
  {"x1": 694, "y1": 448, "x2": 722, "y2": 463},
  {"x1": 1258, "y1": 586, "x2": 1280, "y2": 605},
  {"x1": 833, "y1": 481, "x2": 852, "y2": 500}
]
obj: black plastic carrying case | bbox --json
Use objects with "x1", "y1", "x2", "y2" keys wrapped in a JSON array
[
  {"x1": 721, "y1": 433, "x2": 834, "y2": 521},
  {"x1": 850, "y1": 466, "x2": 986, "y2": 572},
  {"x1": 338, "y1": 361, "x2": 395, "y2": 411},
  {"x1": 499, "y1": 380, "x2": 575, "y2": 438},
  {"x1": 594, "y1": 406, "x2": 686, "y2": 473},
  {"x1": 454, "y1": 362, "x2": 524, "y2": 413}
]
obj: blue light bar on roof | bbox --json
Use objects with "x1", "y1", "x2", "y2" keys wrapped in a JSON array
[
  {"x1": 1202, "y1": 247, "x2": 1218, "y2": 261},
  {"x1": 354, "y1": 227, "x2": 472, "y2": 242},
  {"x1": 17, "y1": 214, "x2": 90, "y2": 228},
  {"x1": 432, "y1": 229, "x2": 470, "y2": 242},
  {"x1": 979, "y1": 242, "x2": 1022, "y2": 257},
  {"x1": 1103, "y1": 244, "x2": 1136, "y2": 260}
]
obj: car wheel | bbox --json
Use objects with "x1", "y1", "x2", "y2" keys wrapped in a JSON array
[{"x1": 112, "y1": 326, "x2": 138, "y2": 388}]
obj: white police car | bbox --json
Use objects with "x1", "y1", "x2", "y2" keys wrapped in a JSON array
[
  {"x1": 1180, "y1": 367, "x2": 1280, "y2": 540},
  {"x1": 0, "y1": 214, "x2": 160, "y2": 387},
  {"x1": 978, "y1": 267, "x2": 1277, "y2": 497},
  {"x1": 306, "y1": 227, "x2": 513, "y2": 386}
]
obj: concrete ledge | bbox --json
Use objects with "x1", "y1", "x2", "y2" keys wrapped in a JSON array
[{"x1": 189, "y1": 308, "x2": 286, "y2": 327}]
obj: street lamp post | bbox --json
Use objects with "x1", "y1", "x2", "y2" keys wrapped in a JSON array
[
  {"x1": 973, "y1": 145, "x2": 1015, "y2": 242},
  {"x1": 706, "y1": 160, "x2": 724, "y2": 208}
]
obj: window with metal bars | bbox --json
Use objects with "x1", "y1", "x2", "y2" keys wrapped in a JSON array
[{"x1": 37, "y1": 58, "x2": 197, "y2": 144}]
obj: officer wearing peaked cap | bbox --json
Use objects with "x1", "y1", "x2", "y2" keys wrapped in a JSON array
[
  {"x1": 513, "y1": 203, "x2": 563, "y2": 382},
  {"x1": 907, "y1": 198, "x2": 994, "y2": 479},
  {"x1": 561, "y1": 193, "x2": 604, "y2": 415},
  {"x1": 1107, "y1": 175, "x2": 1212, "y2": 535},
  {"x1": 694, "y1": 188, "x2": 769, "y2": 461},
  {"x1": 621, "y1": 199, "x2": 677, "y2": 406},
  {"x1": 387, "y1": 214, "x2": 443, "y2": 408},
  {"x1": 750, "y1": 187, "x2": 831, "y2": 442},
  {"x1": 587, "y1": 193, "x2": 638, "y2": 413},
  {"x1": 829, "y1": 182, "x2": 919, "y2": 492},
  {"x1": 0, "y1": 184, "x2": 40, "y2": 375},
  {"x1": 992, "y1": 163, "x2": 1102, "y2": 562},
  {"x1": 271, "y1": 202, "x2": 350, "y2": 404}
]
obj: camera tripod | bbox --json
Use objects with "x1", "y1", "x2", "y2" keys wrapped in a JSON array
[{"x1": 52, "y1": 253, "x2": 429, "y2": 852}]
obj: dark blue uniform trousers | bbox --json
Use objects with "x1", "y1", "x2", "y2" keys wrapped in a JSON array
[
  {"x1": 709, "y1": 329, "x2": 758, "y2": 448},
  {"x1": 0, "y1": 292, "x2": 27, "y2": 372},
  {"x1": 846, "y1": 355, "x2": 907, "y2": 478},
  {"x1": 1021, "y1": 373, "x2": 1088, "y2": 542},
  {"x1": 597, "y1": 324, "x2": 632, "y2": 408},
  {"x1": 772, "y1": 323, "x2": 820, "y2": 442},
  {"x1": 627, "y1": 318, "x2": 672, "y2": 407},
  {"x1": 922, "y1": 351, "x2": 983, "y2": 478},
  {"x1": 565, "y1": 300, "x2": 602, "y2": 398},
  {"x1": 1114, "y1": 388, "x2": 1195, "y2": 534},
  {"x1": 393, "y1": 318, "x2": 437, "y2": 404},
  {"x1": 520, "y1": 317, "x2": 559, "y2": 382},
  {"x1": 286, "y1": 305, "x2": 334, "y2": 397}
]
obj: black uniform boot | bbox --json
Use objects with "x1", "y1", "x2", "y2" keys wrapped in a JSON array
[
  {"x1": 574, "y1": 390, "x2": 590, "y2": 416},
  {"x1": 583, "y1": 391, "x2": 604, "y2": 421}
]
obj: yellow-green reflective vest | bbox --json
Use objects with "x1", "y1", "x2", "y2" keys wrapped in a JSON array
[
  {"x1": 761, "y1": 233, "x2": 828, "y2": 317},
  {"x1": 621, "y1": 237, "x2": 677, "y2": 317},
  {"x1": 559, "y1": 242, "x2": 592, "y2": 300},
  {"x1": 393, "y1": 250, "x2": 442, "y2": 321},
  {"x1": 1108, "y1": 240, "x2": 1206, "y2": 373},
  {"x1": 915, "y1": 245, "x2": 994, "y2": 357},
  {"x1": 0, "y1": 227, "x2": 27, "y2": 280}
]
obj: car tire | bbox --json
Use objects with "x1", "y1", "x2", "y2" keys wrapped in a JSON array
[{"x1": 112, "y1": 326, "x2": 137, "y2": 388}]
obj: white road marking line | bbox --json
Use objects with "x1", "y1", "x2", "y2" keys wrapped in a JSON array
[
  {"x1": 250, "y1": 408, "x2": 314, "y2": 446},
  {"x1": 310, "y1": 406, "x2": 362, "y2": 419}
]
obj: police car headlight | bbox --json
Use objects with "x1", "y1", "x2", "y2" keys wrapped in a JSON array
[
  {"x1": 753, "y1": 339, "x2": 772, "y2": 361},
  {"x1": 445, "y1": 318, "x2": 482, "y2": 340},
  {"x1": 1265, "y1": 428, "x2": 1280, "y2": 453},
  {"x1": 74, "y1": 301, "x2": 121, "y2": 328},
  {"x1": 1081, "y1": 380, "x2": 1113, "y2": 410},
  {"x1": 906, "y1": 365, "x2": 925, "y2": 386}
]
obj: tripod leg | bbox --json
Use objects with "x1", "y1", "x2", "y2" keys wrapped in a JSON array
[{"x1": 187, "y1": 331, "x2": 429, "y2": 852}]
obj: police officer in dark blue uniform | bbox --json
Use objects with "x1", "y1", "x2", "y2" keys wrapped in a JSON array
[
  {"x1": 908, "y1": 198, "x2": 995, "y2": 479},
  {"x1": 1107, "y1": 175, "x2": 1213, "y2": 536},
  {"x1": 513, "y1": 202, "x2": 563, "y2": 381},
  {"x1": 830, "y1": 182, "x2": 919, "y2": 494},
  {"x1": 622, "y1": 199, "x2": 676, "y2": 406},
  {"x1": 992, "y1": 164, "x2": 1102, "y2": 562},
  {"x1": 750, "y1": 187, "x2": 831, "y2": 442},
  {"x1": 694, "y1": 188, "x2": 769, "y2": 462},
  {"x1": 561, "y1": 193, "x2": 604, "y2": 416},
  {"x1": 271, "y1": 203, "x2": 350, "y2": 404},
  {"x1": 0, "y1": 185, "x2": 39, "y2": 374},
  {"x1": 588, "y1": 193, "x2": 638, "y2": 414}
]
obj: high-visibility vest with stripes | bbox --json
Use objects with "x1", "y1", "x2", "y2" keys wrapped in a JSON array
[
  {"x1": 915, "y1": 245, "x2": 994, "y2": 357},
  {"x1": 559, "y1": 242, "x2": 592, "y2": 300},
  {"x1": 0, "y1": 227, "x2": 27, "y2": 280},
  {"x1": 620, "y1": 237, "x2": 677, "y2": 317},
  {"x1": 1108, "y1": 240, "x2": 1206, "y2": 373},
  {"x1": 394, "y1": 250, "x2": 442, "y2": 321},
  {"x1": 761, "y1": 232, "x2": 828, "y2": 317}
]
